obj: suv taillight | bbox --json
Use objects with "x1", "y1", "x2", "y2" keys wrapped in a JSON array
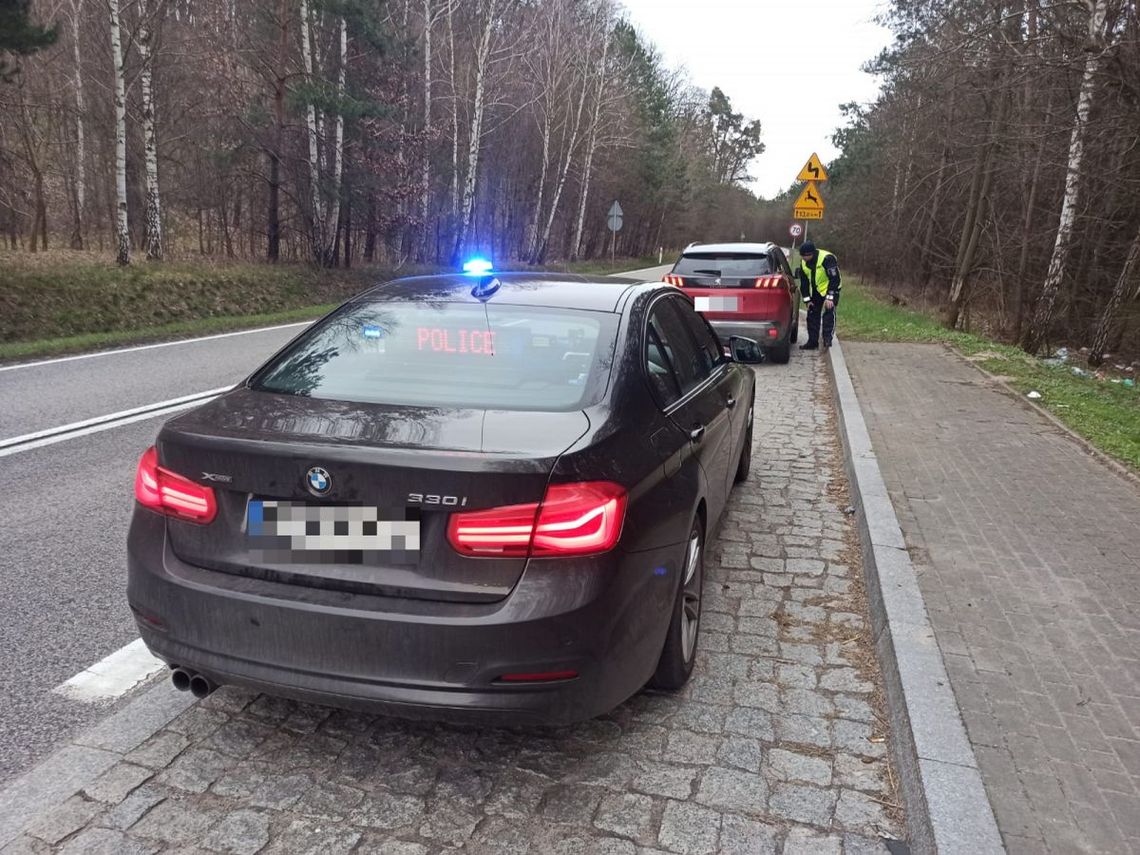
[
  {"x1": 134, "y1": 446, "x2": 217, "y2": 524},
  {"x1": 663, "y1": 274, "x2": 684, "y2": 287},
  {"x1": 447, "y1": 481, "x2": 627, "y2": 558},
  {"x1": 753, "y1": 276, "x2": 782, "y2": 288}
]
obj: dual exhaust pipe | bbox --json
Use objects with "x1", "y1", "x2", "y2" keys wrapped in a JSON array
[{"x1": 170, "y1": 666, "x2": 217, "y2": 699}]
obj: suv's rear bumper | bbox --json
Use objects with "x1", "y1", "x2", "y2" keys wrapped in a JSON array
[
  {"x1": 126, "y1": 509, "x2": 679, "y2": 725},
  {"x1": 708, "y1": 318, "x2": 786, "y2": 345}
]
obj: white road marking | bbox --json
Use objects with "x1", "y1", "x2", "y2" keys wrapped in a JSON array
[
  {"x1": 0, "y1": 321, "x2": 311, "y2": 373},
  {"x1": 53, "y1": 639, "x2": 165, "y2": 703},
  {"x1": 0, "y1": 386, "x2": 229, "y2": 458}
]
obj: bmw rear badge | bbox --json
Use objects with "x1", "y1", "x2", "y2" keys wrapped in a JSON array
[{"x1": 306, "y1": 466, "x2": 332, "y2": 496}]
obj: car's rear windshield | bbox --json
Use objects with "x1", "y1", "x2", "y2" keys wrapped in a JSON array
[
  {"x1": 250, "y1": 300, "x2": 618, "y2": 411},
  {"x1": 674, "y1": 252, "x2": 773, "y2": 277}
]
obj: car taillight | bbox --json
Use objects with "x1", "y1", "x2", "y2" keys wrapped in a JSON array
[
  {"x1": 447, "y1": 481, "x2": 626, "y2": 558},
  {"x1": 753, "y1": 276, "x2": 782, "y2": 288},
  {"x1": 134, "y1": 446, "x2": 217, "y2": 524},
  {"x1": 663, "y1": 274, "x2": 684, "y2": 287}
]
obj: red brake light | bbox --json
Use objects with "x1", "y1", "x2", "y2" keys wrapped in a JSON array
[
  {"x1": 754, "y1": 276, "x2": 781, "y2": 288},
  {"x1": 447, "y1": 481, "x2": 626, "y2": 558},
  {"x1": 134, "y1": 446, "x2": 217, "y2": 524},
  {"x1": 664, "y1": 274, "x2": 683, "y2": 287}
]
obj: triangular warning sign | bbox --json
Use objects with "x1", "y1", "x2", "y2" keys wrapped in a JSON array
[
  {"x1": 793, "y1": 181, "x2": 825, "y2": 211},
  {"x1": 796, "y1": 153, "x2": 829, "y2": 183}
]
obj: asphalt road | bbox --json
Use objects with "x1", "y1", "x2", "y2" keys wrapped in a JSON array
[{"x1": 0, "y1": 265, "x2": 673, "y2": 786}]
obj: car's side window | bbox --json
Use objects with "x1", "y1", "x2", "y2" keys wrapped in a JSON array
[
  {"x1": 669, "y1": 298, "x2": 723, "y2": 371},
  {"x1": 645, "y1": 315, "x2": 682, "y2": 408},
  {"x1": 649, "y1": 299, "x2": 707, "y2": 397}
]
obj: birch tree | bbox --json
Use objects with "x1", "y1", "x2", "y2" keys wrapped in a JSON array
[
  {"x1": 1088, "y1": 223, "x2": 1140, "y2": 366},
  {"x1": 137, "y1": 0, "x2": 164, "y2": 259},
  {"x1": 571, "y1": 5, "x2": 613, "y2": 260},
  {"x1": 68, "y1": 0, "x2": 86, "y2": 249},
  {"x1": 109, "y1": 0, "x2": 130, "y2": 265},
  {"x1": 1021, "y1": 0, "x2": 1109, "y2": 352},
  {"x1": 451, "y1": 0, "x2": 504, "y2": 264},
  {"x1": 300, "y1": 0, "x2": 324, "y2": 263}
]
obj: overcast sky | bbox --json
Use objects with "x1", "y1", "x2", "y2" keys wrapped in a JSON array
[{"x1": 619, "y1": 0, "x2": 894, "y2": 200}]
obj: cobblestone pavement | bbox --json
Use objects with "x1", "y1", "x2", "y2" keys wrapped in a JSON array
[
  {"x1": 847, "y1": 342, "x2": 1140, "y2": 855},
  {"x1": 5, "y1": 353, "x2": 904, "y2": 854}
]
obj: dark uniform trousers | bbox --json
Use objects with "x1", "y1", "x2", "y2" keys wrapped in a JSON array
[{"x1": 805, "y1": 291, "x2": 840, "y2": 346}]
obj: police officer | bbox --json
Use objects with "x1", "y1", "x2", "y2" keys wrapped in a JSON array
[{"x1": 796, "y1": 241, "x2": 840, "y2": 350}]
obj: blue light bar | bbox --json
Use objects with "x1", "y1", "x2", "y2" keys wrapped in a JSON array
[{"x1": 462, "y1": 257, "x2": 493, "y2": 275}]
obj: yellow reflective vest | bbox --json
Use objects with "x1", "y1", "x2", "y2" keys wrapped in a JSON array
[{"x1": 800, "y1": 250, "x2": 837, "y2": 297}]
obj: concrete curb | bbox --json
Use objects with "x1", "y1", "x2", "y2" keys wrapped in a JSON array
[
  {"x1": 827, "y1": 339, "x2": 1004, "y2": 855},
  {"x1": 0, "y1": 677, "x2": 195, "y2": 849}
]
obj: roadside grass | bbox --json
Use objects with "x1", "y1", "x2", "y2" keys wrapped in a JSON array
[
  {"x1": 0, "y1": 304, "x2": 339, "y2": 362},
  {"x1": 841, "y1": 279, "x2": 1140, "y2": 472},
  {"x1": 0, "y1": 251, "x2": 666, "y2": 362}
]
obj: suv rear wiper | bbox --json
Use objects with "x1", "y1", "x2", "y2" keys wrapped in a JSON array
[{"x1": 692, "y1": 268, "x2": 721, "y2": 275}]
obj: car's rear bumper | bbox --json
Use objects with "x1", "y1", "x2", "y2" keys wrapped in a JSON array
[
  {"x1": 708, "y1": 318, "x2": 787, "y2": 346},
  {"x1": 126, "y1": 509, "x2": 680, "y2": 725}
]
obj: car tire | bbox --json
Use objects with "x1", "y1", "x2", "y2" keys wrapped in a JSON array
[
  {"x1": 766, "y1": 338, "x2": 792, "y2": 364},
  {"x1": 734, "y1": 406, "x2": 753, "y2": 484},
  {"x1": 650, "y1": 517, "x2": 705, "y2": 691}
]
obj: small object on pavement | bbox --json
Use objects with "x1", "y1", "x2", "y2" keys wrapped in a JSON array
[
  {"x1": 844, "y1": 506, "x2": 856, "y2": 515},
  {"x1": 1027, "y1": 390, "x2": 1043, "y2": 400}
]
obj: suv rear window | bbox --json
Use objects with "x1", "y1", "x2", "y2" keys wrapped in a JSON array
[
  {"x1": 674, "y1": 252, "x2": 773, "y2": 278},
  {"x1": 251, "y1": 301, "x2": 618, "y2": 411}
]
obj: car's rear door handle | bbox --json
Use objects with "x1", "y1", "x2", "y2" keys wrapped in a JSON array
[
  {"x1": 726, "y1": 396, "x2": 737, "y2": 409},
  {"x1": 689, "y1": 425, "x2": 706, "y2": 443}
]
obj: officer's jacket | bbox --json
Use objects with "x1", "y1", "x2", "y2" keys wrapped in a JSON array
[{"x1": 798, "y1": 250, "x2": 841, "y2": 300}]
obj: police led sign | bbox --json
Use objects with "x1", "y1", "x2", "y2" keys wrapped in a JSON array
[{"x1": 416, "y1": 327, "x2": 496, "y2": 355}]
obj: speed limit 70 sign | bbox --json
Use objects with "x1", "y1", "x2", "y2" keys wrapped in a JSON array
[{"x1": 789, "y1": 223, "x2": 803, "y2": 238}]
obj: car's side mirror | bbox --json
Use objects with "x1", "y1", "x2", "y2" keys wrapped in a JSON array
[{"x1": 728, "y1": 335, "x2": 764, "y2": 364}]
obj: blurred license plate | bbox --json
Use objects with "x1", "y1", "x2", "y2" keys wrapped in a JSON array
[
  {"x1": 247, "y1": 500, "x2": 420, "y2": 553},
  {"x1": 694, "y1": 296, "x2": 738, "y2": 312}
]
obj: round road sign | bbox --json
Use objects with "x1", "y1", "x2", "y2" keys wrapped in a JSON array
[{"x1": 789, "y1": 223, "x2": 803, "y2": 238}]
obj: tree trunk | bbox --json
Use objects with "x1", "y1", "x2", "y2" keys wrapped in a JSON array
[
  {"x1": 137, "y1": 0, "x2": 164, "y2": 260},
  {"x1": 69, "y1": 0, "x2": 86, "y2": 249},
  {"x1": 300, "y1": 0, "x2": 325, "y2": 263},
  {"x1": 571, "y1": 12, "x2": 610, "y2": 262},
  {"x1": 946, "y1": 137, "x2": 994, "y2": 328},
  {"x1": 364, "y1": 195, "x2": 377, "y2": 262},
  {"x1": 1013, "y1": 89, "x2": 1053, "y2": 340},
  {"x1": 446, "y1": 0, "x2": 459, "y2": 223},
  {"x1": 947, "y1": 88, "x2": 1007, "y2": 329},
  {"x1": 525, "y1": 113, "x2": 551, "y2": 259},
  {"x1": 1021, "y1": 0, "x2": 1108, "y2": 353},
  {"x1": 533, "y1": 53, "x2": 592, "y2": 264},
  {"x1": 109, "y1": 0, "x2": 130, "y2": 265},
  {"x1": 267, "y1": 0, "x2": 288, "y2": 262},
  {"x1": 1088, "y1": 223, "x2": 1140, "y2": 367},
  {"x1": 417, "y1": 0, "x2": 433, "y2": 261},
  {"x1": 451, "y1": 0, "x2": 496, "y2": 265},
  {"x1": 322, "y1": 15, "x2": 346, "y2": 266}
]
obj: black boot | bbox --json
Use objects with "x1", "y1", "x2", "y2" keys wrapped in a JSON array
[{"x1": 800, "y1": 342, "x2": 819, "y2": 350}]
